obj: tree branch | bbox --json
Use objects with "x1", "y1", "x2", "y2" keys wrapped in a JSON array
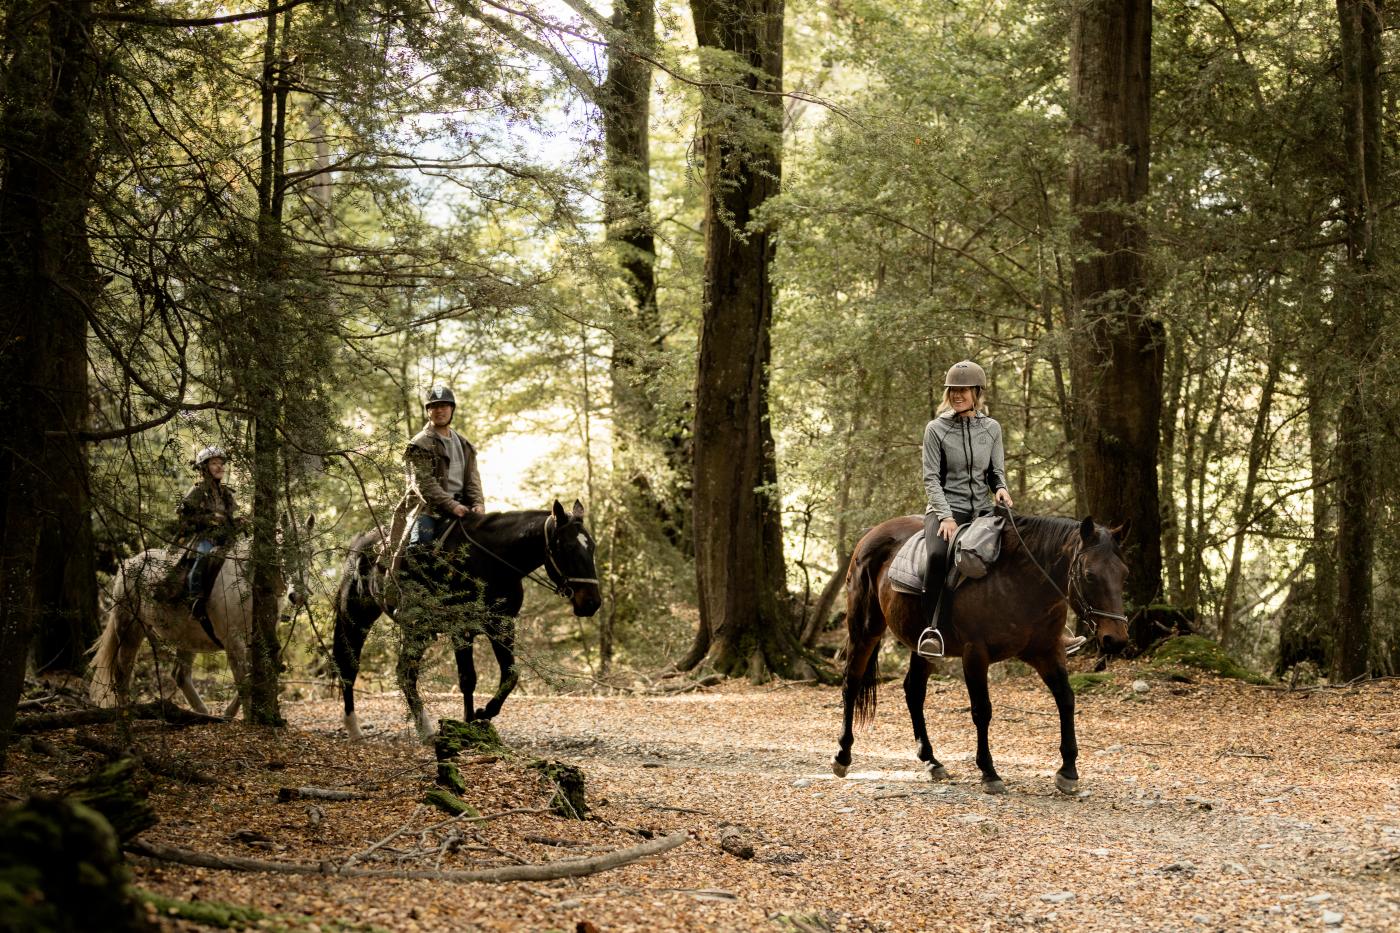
[{"x1": 98, "y1": 0, "x2": 320, "y2": 28}]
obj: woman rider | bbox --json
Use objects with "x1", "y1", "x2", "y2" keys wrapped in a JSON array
[
  {"x1": 915, "y1": 361, "x2": 1010, "y2": 659},
  {"x1": 915, "y1": 362, "x2": 1085, "y2": 659},
  {"x1": 178, "y1": 445, "x2": 240, "y2": 625}
]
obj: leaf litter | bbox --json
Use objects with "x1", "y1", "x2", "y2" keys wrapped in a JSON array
[{"x1": 3, "y1": 662, "x2": 1399, "y2": 930}]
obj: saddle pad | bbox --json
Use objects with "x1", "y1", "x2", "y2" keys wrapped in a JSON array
[{"x1": 887, "y1": 531, "x2": 928, "y2": 595}]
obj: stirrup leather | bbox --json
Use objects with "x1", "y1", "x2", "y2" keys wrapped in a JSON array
[{"x1": 916, "y1": 626, "x2": 945, "y2": 660}]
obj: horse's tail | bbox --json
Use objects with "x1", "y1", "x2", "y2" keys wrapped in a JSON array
[
  {"x1": 842, "y1": 551, "x2": 883, "y2": 728},
  {"x1": 89, "y1": 558, "x2": 143, "y2": 708}
]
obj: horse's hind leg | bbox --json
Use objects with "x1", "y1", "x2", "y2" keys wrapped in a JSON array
[
  {"x1": 1029, "y1": 654, "x2": 1078, "y2": 794},
  {"x1": 334, "y1": 602, "x2": 376, "y2": 740},
  {"x1": 833, "y1": 632, "x2": 881, "y2": 778},
  {"x1": 173, "y1": 650, "x2": 210, "y2": 716},
  {"x1": 903, "y1": 655, "x2": 949, "y2": 780},
  {"x1": 477, "y1": 618, "x2": 518, "y2": 721},
  {"x1": 962, "y1": 648, "x2": 1005, "y2": 793}
]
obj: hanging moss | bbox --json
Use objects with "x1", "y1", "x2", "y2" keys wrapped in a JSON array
[
  {"x1": 1149, "y1": 635, "x2": 1271, "y2": 685},
  {"x1": 530, "y1": 760, "x2": 588, "y2": 819},
  {"x1": 433, "y1": 719, "x2": 503, "y2": 761}
]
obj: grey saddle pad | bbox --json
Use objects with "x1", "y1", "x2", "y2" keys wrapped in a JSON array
[{"x1": 888, "y1": 530, "x2": 930, "y2": 595}]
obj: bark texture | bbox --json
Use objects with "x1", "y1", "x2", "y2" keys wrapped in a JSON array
[
  {"x1": 1331, "y1": 0, "x2": 1382, "y2": 679},
  {"x1": 1066, "y1": 0, "x2": 1164, "y2": 610},
  {"x1": 682, "y1": 0, "x2": 808, "y2": 680},
  {"x1": 0, "y1": 0, "x2": 102, "y2": 761}
]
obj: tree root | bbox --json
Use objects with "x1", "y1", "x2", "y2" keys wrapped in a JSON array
[
  {"x1": 16, "y1": 701, "x2": 224, "y2": 734},
  {"x1": 126, "y1": 831, "x2": 688, "y2": 882}
]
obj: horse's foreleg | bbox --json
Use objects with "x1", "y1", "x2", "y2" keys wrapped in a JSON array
[
  {"x1": 903, "y1": 655, "x2": 949, "y2": 780},
  {"x1": 477, "y1": 620, "x2": 518, "y2": 721},
  {"x1": 1032, "y1": 657, "x2": 1079, "y2": 794},
  {"x1": 396, "y1": 623, "x2": 435, "y2": 742},
  {"x1": 173, "y1": 650, "x2": 209, "y2": 716},
  {"x1": 962, "y1": 648, "x2": 1004, "y2": 793},
  {"x1": 453, "y1": 638, "x2": 479, "y2": 721}
]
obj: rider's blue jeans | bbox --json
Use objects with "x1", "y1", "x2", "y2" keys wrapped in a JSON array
[
  {"x1": 408, "y1": 514, "x2": 437, "y2": 548},
  {"x1": 188, "y1": 539, "x2": 216, "y2": 602}
]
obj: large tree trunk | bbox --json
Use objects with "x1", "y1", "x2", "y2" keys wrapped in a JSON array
[
  {"x1": 0, "y1": 0, "x2": 101, "y2": 761},
  {"x1": 680, "y1": 0, "x2": 809, "y2": 681},
  {"x1": 243, "y1": 3, "x2": 291, "y2": 724},
  {"x1": 1331, "y1": 0, "x2": 1382, "y2": 680},
  {"x1": 1066, "y1": 0, "x2": 1164, "y2": 610}
]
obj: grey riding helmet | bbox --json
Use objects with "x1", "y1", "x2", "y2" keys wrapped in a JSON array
[
  {"x1": 425, "y1": 385, "x2": 456, "y2": 409},
  {"x1": 944, "y1": 360, "x2": 987, "y2": 388}
]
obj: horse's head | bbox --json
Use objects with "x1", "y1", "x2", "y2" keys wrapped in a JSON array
[
  {"x1": 1074, "y1": 517, "x2": 1129, "y2": 654},
  {"x1": 546, "y1": 499, "x2": 603, "y2": 617}
]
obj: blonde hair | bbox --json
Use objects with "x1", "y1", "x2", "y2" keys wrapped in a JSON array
[{"x1": 936, "y1": 385, "x2": 986, "y2": 415}]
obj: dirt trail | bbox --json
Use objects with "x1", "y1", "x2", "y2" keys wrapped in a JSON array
[{"x1": 278, "y1": 666, "x2": 1400, "y2": 931}]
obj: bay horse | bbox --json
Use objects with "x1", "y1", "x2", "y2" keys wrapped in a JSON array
[
  {"x1": 89, "y1": 539, "x2": 305, "y2": 718},
  {"x1": 333, "y1": 500, "x2": 602, "y2": 741},
  {"x1": 832, "y1": 512, "x2": 1129, "y2": 794}
]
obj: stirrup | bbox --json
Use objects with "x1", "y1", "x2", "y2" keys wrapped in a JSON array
[
  {"x1": 1065, "y1": 635, "x2": 1088, "y2": 656},
  {"x1": 916, "y1": 627, "x2": 945, "y2": 660}
]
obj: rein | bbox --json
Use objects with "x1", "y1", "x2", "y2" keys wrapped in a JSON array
[
  {"x1": 1002, "y1": 507, "x2": 1128, "y2": 633},
  {"x1": 452, "y1": 514, "x2": 597, "y2": 599}
]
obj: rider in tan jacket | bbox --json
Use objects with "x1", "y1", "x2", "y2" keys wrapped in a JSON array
[{"x1": 386, "y1": 386, "x2": 485, "y2": 567}]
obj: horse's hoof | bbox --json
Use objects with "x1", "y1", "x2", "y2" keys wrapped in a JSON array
[
  {"x1": 926, "y1": 763, "x2": 950, "y2": 781},
  {"x1": 1055, "y1": 773, "x2": 1079, "y2": 795},
  {"x1": 831, "y1": 757, "x2": 849, "y2": 778},
  {"x1": 343, "y1": 714, "x2": 363, "y2": 742},
  {"x1": 981, "y1": 778, "x2": 1007, "y2": 795}
]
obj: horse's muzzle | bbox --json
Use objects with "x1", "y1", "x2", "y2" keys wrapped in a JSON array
[
  {"x1": 571, "y1": 587, "x2": 602, "y2": 617},
  {"x1": 1098, "y1": 632, "x2": 1128, "y2": 655}
]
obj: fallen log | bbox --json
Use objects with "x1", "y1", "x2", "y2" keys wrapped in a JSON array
[
  {"x1": 16, "y1": 701, "x2": 224, "y2": 734},
  {"x1": 276, "y1": 786, "x2": 359, "y2": 803},
  {"x1": 126, "y1": 831, "x2": 689, "y2": 882},
  {"x1": 73, "y1": 734, "x2": 216, "y2": 786}
]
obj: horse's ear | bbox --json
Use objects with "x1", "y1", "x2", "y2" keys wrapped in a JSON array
[
  {"x1": 552, "y1": 500, "x2": 568, "y2": 522},
  {"x1": 1110, "y1": 521, "x2": 1129, "y2": 546},
  {"x1": 1079, "y1": 516, "x2": 1096, "y2": 545},
  {"x1": 571, "y1": 499, "x2": 585, "y2": 520}
]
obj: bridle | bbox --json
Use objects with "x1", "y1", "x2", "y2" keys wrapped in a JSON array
[
  {"x1": 540, "y1": 513, "x2": 600, "y2": 598},
  {"x1": 1004, "y1": 508, "x2": 1128, "y2": 635},
  {"x1": 454, "y1": 514, "x2": 598, "y2": 600}
]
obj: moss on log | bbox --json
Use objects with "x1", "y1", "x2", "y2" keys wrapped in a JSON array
[
  {"x1": 530, "y1": 759, "x2": 588, "y2": 819},
  {"x1": 433, "y1": 719, "x2": 504, "y2": 760}
]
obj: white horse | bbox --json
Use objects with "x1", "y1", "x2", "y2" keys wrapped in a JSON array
[{"x1": 89, "y1": 540, "x2": 303, "y2": 718}]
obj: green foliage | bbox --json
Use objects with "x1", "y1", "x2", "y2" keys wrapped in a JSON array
[{"x1": 1149, "y1": 636, "x2": 1271, "y2": 685}]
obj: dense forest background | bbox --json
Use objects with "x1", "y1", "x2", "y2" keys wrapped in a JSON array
[{"x1": 2, "y1": 0, "x2": 1396, "y2": 748}]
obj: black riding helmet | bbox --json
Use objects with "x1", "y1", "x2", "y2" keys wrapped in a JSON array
[{"x1": 425, "y1": 386, "x2": 456, "y2": 409}]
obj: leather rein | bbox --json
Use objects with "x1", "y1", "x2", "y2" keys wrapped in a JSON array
[
  {"x1": 1003, "y1": 508, "x2": 1129, "y2": 635},
  {"x1": 453, "y1": 514, "x2": 598, "y2": 599}
]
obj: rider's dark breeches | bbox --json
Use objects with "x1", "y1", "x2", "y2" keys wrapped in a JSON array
[{"x1": 922, "y1": 510, "x2": 970, "y2": 629}]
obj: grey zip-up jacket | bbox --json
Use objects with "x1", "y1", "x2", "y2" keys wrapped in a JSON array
[{"x1": 922, "y1": 411, "x2": 1008, "y2": 520}]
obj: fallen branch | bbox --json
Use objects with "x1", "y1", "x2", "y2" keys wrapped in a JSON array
[
  {"x1": 343, "y1": 805, "x2": 425, "y2": 868},
  {"x1": 16, "y1": 702, "x2": 224, "y2": 734},
  {"x1": 73, "y1": 734, "x2": 216, "y2": 785},
  {"x1": 126, "y1": 831, "x2": 689, "y2": 882},
  {"x1": 277, "y1": 787, "x2": 360, "y2": 802}
]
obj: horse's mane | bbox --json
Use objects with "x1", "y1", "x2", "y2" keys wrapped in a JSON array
[{"x1": 1008, "y1": 514, "x2": 1081, "y2": 563}]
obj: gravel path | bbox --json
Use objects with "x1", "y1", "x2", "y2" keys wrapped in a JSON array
[{"x1": 273, "y1": 666, "x2": 1400, "y2": 931}]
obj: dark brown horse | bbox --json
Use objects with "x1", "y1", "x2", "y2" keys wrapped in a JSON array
[{"x1": 832, "y1": 512, "x2": 1129, "y2": 794}]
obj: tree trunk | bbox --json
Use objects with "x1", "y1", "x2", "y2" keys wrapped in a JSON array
[
  {"x1": 0, "y1": 0, "x2": 101, "y2": 762},
  {"x1": 682, "y1": 0, "x2": 808, "y2": 681},
  {"x1": 1067, "y1": 0, "x2": 1164, "y2": 610},
  {"x1": 244, "y1": 3, "x2": 291, "y2": 724},
  {"x1": 1158, "y1": 335, "x2": 1185, "y2": 605},
  {"x1": 1306, "y1": 366, "x2": 1337, "y2": 663},
  {"x1": 1331, "y1": 0, "x2": 1382, "y2": 679},
  {"x1": 1219, "y1": 336, "x2": 1282, "y2": 645}
]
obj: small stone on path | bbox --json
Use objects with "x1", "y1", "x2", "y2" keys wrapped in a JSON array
[
  {"x1": 1133, "y1": 680, "x2": 1151, "y2": 694},
  {"x1": 1039, "y1": 892, "x2": 1074, "y2": 903},
  {"x1": 1322, "y1": 910, "x2": 1344, "y2": 926}
]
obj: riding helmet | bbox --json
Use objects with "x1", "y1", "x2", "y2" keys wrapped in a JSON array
[
  {"x1": 944, "y1": 360, "x2": 987, "y2": 388},
  {"x1": 194, "y1": 445, "x2": 228, "y2": 468},
  {"x1": 425, "y1": 385, "x2": 456, "y2": 409}
]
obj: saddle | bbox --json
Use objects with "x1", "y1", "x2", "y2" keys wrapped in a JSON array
[
  {"x1": 887, "y1": 514, "x2": 1005, "y2": 596},
  {"x1": 154, "y1": 551, "x2": 226, "y2": 607}
]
